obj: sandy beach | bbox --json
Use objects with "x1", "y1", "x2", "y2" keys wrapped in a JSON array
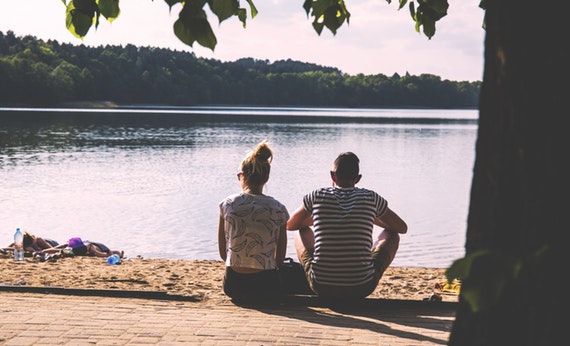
[{"x1": 0, "y1": 253, "x2": 459, "y2": 305}]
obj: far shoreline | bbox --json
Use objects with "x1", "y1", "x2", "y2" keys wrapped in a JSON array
[{"x1": 0, "y1": 105, "x2": 478, "y2": 126}]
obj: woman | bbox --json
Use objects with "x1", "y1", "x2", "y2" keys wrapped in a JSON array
[
  {"x1": 218, "y1": 140, "x2": 289, "y2": 300},
  {"x1": 1, "y1": 231, "x2": 59, "y2": 254},
  {"x1": 36, "y1": 237, "x2": 124, "y2": 258}
]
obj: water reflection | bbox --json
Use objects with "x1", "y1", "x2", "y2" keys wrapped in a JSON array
[{"x1": 0, "y1": 107, "x2": 477, "y2": 268}]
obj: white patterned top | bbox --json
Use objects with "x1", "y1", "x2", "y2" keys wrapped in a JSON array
[{"x1": 220, "y1": 193, "x2": 289, "y2": 270}]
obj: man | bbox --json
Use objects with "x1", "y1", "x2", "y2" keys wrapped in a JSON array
[{"x1": 287, "y1": 152, "x2": 407, "y2": 298}]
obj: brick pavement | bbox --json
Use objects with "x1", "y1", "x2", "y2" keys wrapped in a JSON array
[{"x1": 0, "y1": 289, "x2": 456, "y2": 345}]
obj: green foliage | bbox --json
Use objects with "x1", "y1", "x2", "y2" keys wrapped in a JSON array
[
  {"x1": 447, "y1": 250, "x2": 521, "y2": 313},
  {"x1": 303, "y1": 0, "x2": 350, "y2": 35},
  {"x1": 0, "y1": 31, "x2": 480, "y2": 107},
  {"x1": 174, "y1": 4, "x2": 217, "y2": 49},
  {"x1": 65, "y1": 0, "x2": 98, "y2": 38},
  {"x1": 447, "y1": 245, "x2": 551, "y2": 314},
  {"x1": 99, "y1": 0, "x2": 121, "y2": 21},
  {"x1": 166, "y1": 0, "x2": 259, "y2": 50},
  {"x1": 409, "y1": 0, "x2": 449, "y2": 39},
  {"x1": 385, "y1": 0, "x2": 449, "y2": 38},
  {"x1": 60, "y1": 0, "x2": 450, "y2": 50},
  {"x1": 210, "y1": 0, "x2": 240, "y2": 23}
]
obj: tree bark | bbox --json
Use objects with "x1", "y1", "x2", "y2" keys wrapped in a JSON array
[{"x1": 449, "y1": 1, "x2": 567, "y2": 345}]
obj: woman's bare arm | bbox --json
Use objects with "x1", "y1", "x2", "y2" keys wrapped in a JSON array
[
  {"x1": 217, "y1": 214, "x2": 227, "y2": 261},
  {"x1": 275, "y1": 224, "x2": 287, "y2": 266}
]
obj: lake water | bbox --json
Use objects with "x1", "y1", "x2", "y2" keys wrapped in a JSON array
[{"x1": 0, "y1": 107, "x2": 478, "y2": 268}]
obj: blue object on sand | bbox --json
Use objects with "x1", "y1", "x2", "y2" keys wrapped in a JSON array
[{"x1": 106, "y1": 254, "x2": 121, "y2": 265}]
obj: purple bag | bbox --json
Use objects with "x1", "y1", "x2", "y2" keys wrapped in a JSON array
[{"x1": 67, "y1": 237, "x2": 85, "y2": 249}]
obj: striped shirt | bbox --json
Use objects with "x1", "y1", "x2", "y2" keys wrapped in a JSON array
[{"x1": 303, "y1": 187, "x2": 388, "y2": 286}]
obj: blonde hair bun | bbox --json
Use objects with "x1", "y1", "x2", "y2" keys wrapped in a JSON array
[{"x1": 241, "y1": 140, "x2": 273, "y2": 185}]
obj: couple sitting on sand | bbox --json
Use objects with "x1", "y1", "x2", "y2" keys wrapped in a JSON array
[
  {"x1": 218, "y1": 141, "x2": 407, "y2": 301},
  {"x1": 3, "y1": 231, "x2": 123, "y2": 260}
]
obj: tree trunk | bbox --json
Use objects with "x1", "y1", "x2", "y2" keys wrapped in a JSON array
[{"x1": 449, "y1": 1, "x2": 567, "y2": 345}]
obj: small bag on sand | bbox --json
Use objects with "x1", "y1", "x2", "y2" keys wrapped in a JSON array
[{"x1": 278, "y1": 257, "x2": 314, "y2": 295}]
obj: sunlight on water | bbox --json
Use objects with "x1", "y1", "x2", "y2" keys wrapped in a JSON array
[{"x1": 0, "y1": 107, "x2": 477, "y2": 268}]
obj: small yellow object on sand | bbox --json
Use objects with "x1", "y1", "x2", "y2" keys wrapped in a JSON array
[{"x1": 435, "y1": 279, "x2": 461, "y2": 295}]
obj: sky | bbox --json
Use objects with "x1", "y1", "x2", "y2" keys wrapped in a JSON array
[{"x1": 0, "y1": 0, "x2": 485, "y2": 82}]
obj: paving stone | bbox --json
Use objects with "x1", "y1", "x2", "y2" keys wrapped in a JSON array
[{"x1": 0, "y1": 291, "x2": 455, "y2": 345}]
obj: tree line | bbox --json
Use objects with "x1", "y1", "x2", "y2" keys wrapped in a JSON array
[{"x1": 0, "y1": 31, "x2": 480, "y2": 108}]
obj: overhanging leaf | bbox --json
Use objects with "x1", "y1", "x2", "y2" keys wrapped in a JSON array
[
  {"x1": 236, "y1": 8, "x2": 247, "y2": 28},
  {"x1": 322, "y1": 7, "x2": 343, "y2": 35},
  {"x1": 303, "y1": 0, "x2": 311, "y2": 16},
  {"x1": 66, "y1": 1, "x2": 96, "y2": 38},
  {"x1": 407, "y1": 0, "x2": 448, "y2": 39},
  {"x1": 210, "y1": 0, "x2": 239, "y2": 23},
  {"x1": 245, "y1": 0, "x2": 258, "y2": 18},
  {"x1": 306, "y1": 0, "x2": 350, "y2": 36},
  {"x1": 99, "y1": 0, "x2": 120, "y2": 22},
  {"x1": 422, "y1": 17, "x2": 435, "y2": 38},
  {"x1": 72, "y1": 0, "x2": 98, "y2": 13},
  {"x1": 310, "y1": 0, "x2": 327, "y2": 18},
  {"x1": 425, "y1": 0, "x2": 449, "y2": 17},
  {"x1": 165, "y1": 0, "x2": 184, "y2": 8},
  {"x1": 173, "y1": 19, "x2": 196, "y2": 46},
  {"x1": 174, "y1": 4, "x2": 217, "y2": 50},
  {"x1": 312, "y1": 21, "x2": 325, "y2": 35}
]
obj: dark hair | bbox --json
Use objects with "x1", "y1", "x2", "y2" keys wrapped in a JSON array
[
  {"x1": 240, "y1": 141, "x2": 273, "y2": 186},
  {"x1": 23, "y1": 232, "x2": 35, "y2": 248},
  {"x1": 333, "y1": 152, "x2": 360, "y2": 179},
  {"x1": 72, "y1": 245, "x2": 88, "y2": 256}
]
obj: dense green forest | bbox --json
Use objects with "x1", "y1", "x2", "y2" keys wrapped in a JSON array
[{"x1": 0, "y1": 31, "x2": 480, "y2": 108}]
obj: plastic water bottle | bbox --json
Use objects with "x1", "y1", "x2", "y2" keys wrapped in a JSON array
[
  {"x1": 14, "y1": 228, "x2": 24, "y2": 261},
  {"x1": 106, "y1": 254, "x2": 121, "y2": 265}
]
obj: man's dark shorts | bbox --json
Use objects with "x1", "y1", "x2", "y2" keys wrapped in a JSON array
[{"x1": 299, "y1": 247, "x2": 392, "y2": 298}]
